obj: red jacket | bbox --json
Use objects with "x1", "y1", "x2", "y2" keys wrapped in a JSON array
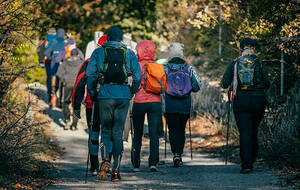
[
  {"x1": 134, "y1": 40, "x2": 161, "y2": 103},
  {"x1": 72, "y1": 58, "x2": 93, "y2": 109},
  {"x1": 72, "y1": 35, "x2": 107, "y2": 109}
]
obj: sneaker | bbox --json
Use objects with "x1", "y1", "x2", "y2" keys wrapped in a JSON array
[
  {"x1": 111, "y1": 169, "x2": 121, "y2": 182},
  {"x1": 173, "y1": 154, "x2": 181, "y2": 167},
  {"x1": 240, "y1": 168, "x2": 252, "y2": 174},
  {"x1": 132, "y1": 168, "x2": 140, "y2": 172},
  {"x1": 150, "y1": 165, "x2": 158, "y2": 172},
  {"x1": 91, "y1": 169, "x2": 98, "y2": 176},
  {"x1": 97, "y1": 160, "x2": 111, "y2": 180}
]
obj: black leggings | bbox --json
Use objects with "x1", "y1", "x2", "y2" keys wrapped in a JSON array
[
  {"x1": 165, "y1": 113, "x2": 189, "y2": 155},
  {"x1": 233, "y1": 94, "x2": 266, "y2": 169},
  {"x1": 132, "y1": 102, "x2": 162, "y2": 167}
]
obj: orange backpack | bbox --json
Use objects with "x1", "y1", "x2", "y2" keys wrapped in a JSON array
[
  {"x1": 65, "y1": 44, "x2": 71, "y2": 59},
  {"x1": 143, "y1": 62, "x2": 167, "y2": 94}
]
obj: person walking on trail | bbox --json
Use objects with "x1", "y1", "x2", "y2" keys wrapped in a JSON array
[
  {"x1": 221, "y1": 38, "x2": 270, "y2": 174},
  {"x1": 164, "y1": 42, "x2": 201, "y2": 168},
  {"x1": 72, "y1": 35, "x2": 107, "y2": 176},
  {"x1": 38, "y1": 27, "x2": 56, "y2": 102},
  {"x1": 87, "y1": 26, "x2": 142, "y2": 182},
  {"x1": 131, "y1": 40, "x2": 164, "y2": 173},
  {"x1": 56, "y1": 48, "x2": 83, "y2": 130},
  {"x1": 44, "y1": 28, "x2": 66, "y2": 108}
]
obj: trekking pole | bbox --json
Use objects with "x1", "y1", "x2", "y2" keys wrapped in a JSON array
[
  {"x1": 189, "y1": 98, "x2": 193, "y2": 160},
  {"x1": 129, "y1": 106, "x2": 135, "y2": 166},
  {"x1": 225, "y1": 90, "x2": 231, "y2": 166},
  {"x1": 85, "y1": 102, "x2": 95, "y2": 183},
  {"x1": 188, "y1": 118, "x2": 193, "y2": 160},
  {"x1": 164, "y1": 117, "x2": 167, "y2": 160}
]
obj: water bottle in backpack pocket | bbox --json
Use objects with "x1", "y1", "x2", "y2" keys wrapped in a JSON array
[{"x1": 166, "y1": 64, "x2": 192, "y2": 98}]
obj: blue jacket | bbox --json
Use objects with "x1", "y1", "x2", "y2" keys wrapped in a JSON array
[
  {"x1": 86, "y1": 41, "x2": 142, "y2": 100},
  {"x1": 164, "y1": 57, "x2": 201, "y2": 114}
]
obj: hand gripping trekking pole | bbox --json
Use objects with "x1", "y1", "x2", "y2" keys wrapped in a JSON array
[
  {"x1": 85, "y1": 102, "x2": 95, "y2": 183},
  {"x1": 225, "y1": 90, "x2": 231, "y2": 165}
]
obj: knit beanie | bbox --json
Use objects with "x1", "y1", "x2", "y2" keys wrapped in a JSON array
[{"x1": 168, "y1": 42, "x2": 184, "y2": 60}]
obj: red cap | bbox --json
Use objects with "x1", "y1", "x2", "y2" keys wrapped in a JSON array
[{"x1": 97, "y1": 35, "x2": 107, "y2": 47}]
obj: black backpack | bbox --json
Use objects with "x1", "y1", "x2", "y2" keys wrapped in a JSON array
[{"x1": 102, "y1": 47, "x2": 128, "y2": 85}]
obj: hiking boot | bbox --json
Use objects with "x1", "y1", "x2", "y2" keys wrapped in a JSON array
[
  {"x1": 91, "y1": 169, "x2": 98, "y2": 176},
  {"x1": 64, "y1": 120, "x2": 72, "y2": 130},
  {"x1": 240, "y1": 168, "x2": 252, "y2": 174},
  {"x1": 132, "y1": 167, "x2": 140, "y2": 172},
  {"x1": 150, "y1": 165, "x2": 158, "y2": 172},
  {"x1": 111, "y1": 169, "x2": 121, "y2": 182},
  {"x1": 97, "y1": 160, "x2": 111, "y2": 180},
  {"x1": 173, "y1": 154, "x2": 182, "y2": 167}
]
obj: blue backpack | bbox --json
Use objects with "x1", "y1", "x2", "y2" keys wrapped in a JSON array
[{"x1": 166, "y1": 64, "x2": 192, "y2": 97}]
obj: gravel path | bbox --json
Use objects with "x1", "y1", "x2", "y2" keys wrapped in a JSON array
[{"x1": 29, "y1": 83, "x2": 288, "y2": 190}]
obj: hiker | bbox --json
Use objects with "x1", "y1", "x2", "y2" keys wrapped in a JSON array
[
  {"x1": 38, "y1": 28, "x2": 56, "y2": 102},
  {"x1": 64, "y1": 38, "x2": 84, "y2": 60},
  {"x1": 221, "y1": 38, "x2": 270, "y2": 174},
  {"x1": 85, "y1": 31, "x2": 103, "y2": 60},
  {"x1": 44, "y1": 28, "x2": 66, "y2": 108},
  {"x1": 56, "y1": 48, "x2": 83, "y2": 130},
  {"x1": 164, "y1": 42, "x2": 201, "y2": 167},
  {"x1": 131, "y1": 40, "x2": 166, "y2": 172},
  {"x1": 86, "y1": 26, "x2": 142, "y2": 182},
  {"x1": 72, "y1": 35, "x2": 107, "y2": 176}
]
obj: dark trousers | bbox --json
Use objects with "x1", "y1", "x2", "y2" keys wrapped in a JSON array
[
  {"x1": 233, "y1": 94, "x2": 266, "y2": 169},
  {"x1": 99, "y1": 99, "x2": 129, "y2": 170},
  {"x1": 131, "y1": 102, "x2": 162, "y2": 167},
  {"x1": 62, "y1": 86, "x2": 76, "y2": 125},
  {"x1": 165, "y1": 113, "x2": 189, "y2": 155},
  {"x1": 45, "y1": 59, "x2": 52, "y2": 97},
  {"x1": 86, "y1": 104, "x2": 101, "y2": 170}
]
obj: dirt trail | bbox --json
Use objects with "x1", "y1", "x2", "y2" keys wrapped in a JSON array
[{"x1": 30, "y1": 83, "x2": 289, "y2": 190}]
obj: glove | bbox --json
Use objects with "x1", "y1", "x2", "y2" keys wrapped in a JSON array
[
  {"x1": 73, "y1": 109, "x2": 81, "y2": 119},
  {"x1": 39, "y1": 62, "x2": 45, "y2": 68}
]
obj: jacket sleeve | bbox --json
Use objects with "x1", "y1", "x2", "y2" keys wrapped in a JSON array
[
  {"x1": 72, "y1": 60, "x2": 88, "y2": 109},
  {"x1": 56, "y1": 63, "x2": 66, "y2": 82},
  {"x1": 77, "y1": 48, "x2": 84, "y2": 60},
  {"x1": 127, "y1": 50, "x2": 142, "y2": 94},
  {"x1": 44, "y1": 40, "x2": 55, "y2": 58},
  {"x1": 221, "y1": 61, "x2": 234, "y2": 89},
  {"x1": 261, "y1": 62, "x2": 270, "y2": 90},
  {"x1": 189, "y1": 66, "x2": 201, "y2": 92},
  {"x1": 38, "y1": 41, "x2": 46, "y2": 63},
  {"x1": 86, "y1": 48, "x2": 104, "y2": 98}
]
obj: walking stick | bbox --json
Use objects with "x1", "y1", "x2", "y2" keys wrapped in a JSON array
[
  {"x1": 85, "y1": 102, "x2": 95, "y2": 183},
  {"x1": 164, "y1": 117, "x2": 167, "y2": 160},
  {"x1": 225, "y1": 90, "x2": 231, "y2": 165}
]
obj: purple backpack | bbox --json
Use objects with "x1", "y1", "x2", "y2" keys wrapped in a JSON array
[{"x1": 166, "y1": 64, "x2": 192, "y2": 97}]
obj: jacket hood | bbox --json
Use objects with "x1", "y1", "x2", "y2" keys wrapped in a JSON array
[
  {"x1": 57, "y1": 28, "x2": 65, "y2": 39},
  {"x1": 46, "y1": 34, "x2": 56, "y2": 41},
  {"x1": 168, "y1": 42, "x2": 184, "y2": 60},
  {"x1": 137, "y1": 40, "x2": 156, "y2": 62},
  {"x1": 107, "y1": 26, "x2": 122, "y2": 42},
  {"x1": 97, "y1": 35, "x2": 107, "y2": 47}
]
